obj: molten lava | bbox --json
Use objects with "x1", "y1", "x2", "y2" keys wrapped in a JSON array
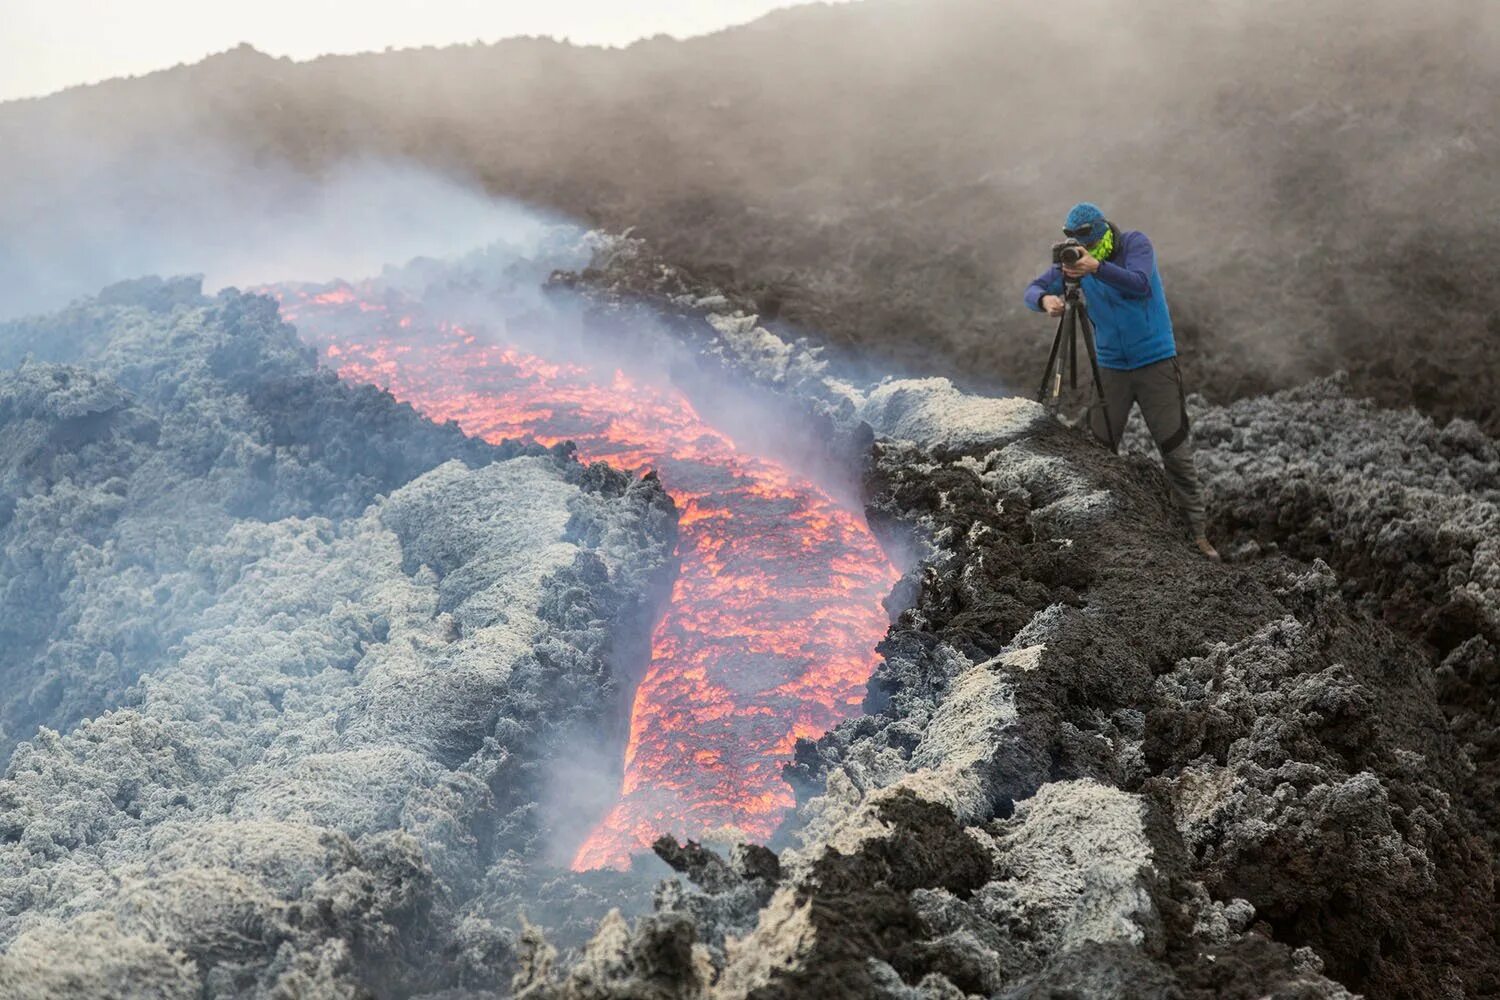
[{"x1": 270, "y1": 280, "x2": 898, "y2": 870}]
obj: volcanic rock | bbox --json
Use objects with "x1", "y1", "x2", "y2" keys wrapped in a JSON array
[
  {"x1": 530, "y1": 249, "x2": 1499, "y2": 999},
  {"x1": 3, "y1": 240, "x2": 1499, "y2": 999},
  {"x1": 0, "y1": 282, "x2": 677, "y2": 997}
]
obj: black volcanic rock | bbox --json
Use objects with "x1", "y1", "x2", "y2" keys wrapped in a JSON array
[{"x1": 520, "y1": 254, "x2": 1498, "y2": 998}]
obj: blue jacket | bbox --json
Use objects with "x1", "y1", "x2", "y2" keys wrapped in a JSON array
[{"x1": 1024, "y1": 228, "x2": 1176, "y2": 371}]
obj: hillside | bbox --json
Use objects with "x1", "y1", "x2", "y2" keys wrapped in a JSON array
[{"x1": 2, "y1": 0, "x2": 1498, "y2": 429}]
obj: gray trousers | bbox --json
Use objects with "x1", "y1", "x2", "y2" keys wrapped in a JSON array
[{"x1": 1087, "y1": 357, "x2": 1207, "y2": 535}]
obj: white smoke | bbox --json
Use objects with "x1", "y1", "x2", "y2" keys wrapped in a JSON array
[{"x1": 0, "y1": 149, "x2": 567, "y2": 319}]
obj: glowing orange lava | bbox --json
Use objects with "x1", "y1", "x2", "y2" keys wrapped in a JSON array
[{"x1": 268, "y1": 279, "x2": 899, "y2": 870}]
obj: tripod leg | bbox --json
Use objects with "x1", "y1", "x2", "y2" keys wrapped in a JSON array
[
  {"x1": 1067, "y1": 307, "x2": 1079, "y2": 389},
  {"x1": 1078, "y1": 306, "x2": 1117, "y2": 449},
  {"x1": 1058, "y1": 303, "x2": 1079, "y2": 396},
  {"x1": 1036, "y1": 313, "x2": 1069, "y2": 403}
]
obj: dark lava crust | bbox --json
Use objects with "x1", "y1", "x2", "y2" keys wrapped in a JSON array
[
  {"x1": 515, "y1": 371, "x2": 1499, "y2": 998},
  {"x1": 485, "y1": 239, "x2": 1500, "y2": 1000}
]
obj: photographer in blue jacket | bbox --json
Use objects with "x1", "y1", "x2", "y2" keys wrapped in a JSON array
[{"x1": 1025, "y1": 202, "x2": 1218, "y2": 561}]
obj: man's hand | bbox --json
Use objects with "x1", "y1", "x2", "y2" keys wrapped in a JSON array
[
  {"x1": 1061, "y1": 252, "x2": 1101, "y2": 279},
  {"x1": 1041, "y1": 294, "x2": 1066, "y2": 317}
]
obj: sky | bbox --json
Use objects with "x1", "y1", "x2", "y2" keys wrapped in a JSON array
[{"x1": 1, "y1": 0, "x2": 837, "y2": 102}]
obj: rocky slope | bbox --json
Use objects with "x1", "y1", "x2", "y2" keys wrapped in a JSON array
[
  {"x1": 1, "y1": 242, "x2": 1497, "y2": 998},
  {"x1": 502, "y1": 249, "x2": 1500, "y2": 999},
  {"x1": 4, "y1": 0, "x2": 1498, "y2": 432}
]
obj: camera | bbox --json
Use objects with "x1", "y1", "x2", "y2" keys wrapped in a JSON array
[{"x1": 1052, "y1": 238, "x2": 1086, "y2": 266}]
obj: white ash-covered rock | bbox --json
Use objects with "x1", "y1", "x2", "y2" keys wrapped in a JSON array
[{"x1": 0, "y1": 281, "x2": 676, "y2": 998}]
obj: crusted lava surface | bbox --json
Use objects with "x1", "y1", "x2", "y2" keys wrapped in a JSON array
[
  {"x1": 508, "y1": 248, "x2": 1500, "y2": 1000},
  {"x1": 1, "y1": 242, "x2": 1497, "y2": 999}
]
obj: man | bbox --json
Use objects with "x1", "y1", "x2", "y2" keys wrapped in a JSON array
[{"x1": 1024, "y1": 202, "x2": 1219, "y2": 561}]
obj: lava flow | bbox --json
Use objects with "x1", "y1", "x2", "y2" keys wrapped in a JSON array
[{"x1": 270, "y1": 280, "x2": 899, "y2": 870}]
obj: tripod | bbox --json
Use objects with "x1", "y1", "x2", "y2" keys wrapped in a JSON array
[{"x1": 1036, "y1": 279, "x2": 1115, "y2": 447}]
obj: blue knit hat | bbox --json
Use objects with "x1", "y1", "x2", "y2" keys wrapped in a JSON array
[{"x1": 1064, "y1": 202, "x2": 1108, "y2": 246}]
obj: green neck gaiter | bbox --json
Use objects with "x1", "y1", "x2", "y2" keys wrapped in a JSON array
[{"x1": 1088, "y1": 226, "x2": 1115, "y2": 264}]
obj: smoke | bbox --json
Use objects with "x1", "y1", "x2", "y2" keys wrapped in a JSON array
[
  {"x1": 0, "y1": 145, "x2": 566, "y2": 320},
  {"x1": 277, "y1": 233, "x2": 911, "y2": 866},
  {"x1": 329, "y1": 229, "x2": 887, "y2": 511},
  {"x1": 0, "y1": 91, "x2": 908, "y2": 876},
  {"x1": 36, "y1": 0, "x2": 1481, "y2": 426},
  {"x1": 7, "y1": 0, "x2": 1498, "y2": 425},
  {"x1": 536, "y1": 727, "x2": 673, "y2": 872},
  {"x1": 0, "y1": 129, "x2": 907, "y2": 875}
]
